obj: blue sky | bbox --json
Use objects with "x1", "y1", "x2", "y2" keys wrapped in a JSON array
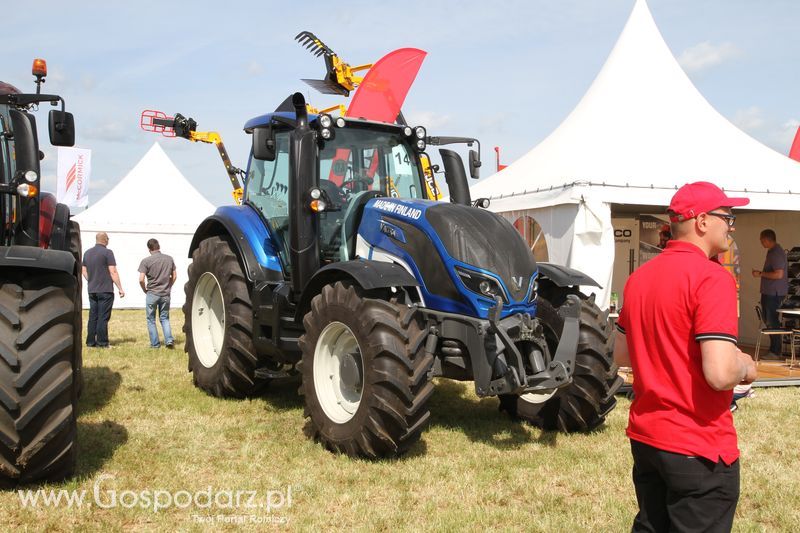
[{"x1": 3, "y1": 0, "x2": 799, "y2": 206}]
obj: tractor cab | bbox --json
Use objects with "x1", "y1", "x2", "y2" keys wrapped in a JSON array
[
  {"x1": 0, "y1": 62, "x2": 76, "y2": 247},
  {"x1": 244, "y1": 98, "x2": 431, "y2": 284}
]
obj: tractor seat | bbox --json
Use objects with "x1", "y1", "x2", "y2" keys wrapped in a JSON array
[{"x1": 340, "y1": 191, "x2": 382, "y2": 261}]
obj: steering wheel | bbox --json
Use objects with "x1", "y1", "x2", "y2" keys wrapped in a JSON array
[
  {"x1": 341, "y1": 170, "x2": 374, "y2": 194},
  {"x1": 319, "y1": 180, "x2": 348, "y2": 210}
]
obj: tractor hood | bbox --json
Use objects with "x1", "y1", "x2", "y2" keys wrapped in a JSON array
[{"x1": 357, "y1": 198, "x2": 538, "y2": 318}]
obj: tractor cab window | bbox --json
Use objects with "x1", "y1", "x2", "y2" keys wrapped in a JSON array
[
  {"x1": 245, "y1": 130, "x2": 291, "y2": 269},
  {"x1": 317, "y1": 125, "x2": 424, "y2": 263},
  {"x1": 318, "y1": 128, "x2": 422, "y2": 200}
]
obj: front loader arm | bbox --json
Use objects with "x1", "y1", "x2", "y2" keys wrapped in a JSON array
[{"x1": 147, "y1": 112, "x2": 244, "y2": 204}]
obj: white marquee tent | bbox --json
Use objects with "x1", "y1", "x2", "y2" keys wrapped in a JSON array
[
  {"x1": 470, "y1": 0, "x2": 800, "y2": 346},
  {"x1": 73, "y1": 142, "x2": 215, "y2": 309}
]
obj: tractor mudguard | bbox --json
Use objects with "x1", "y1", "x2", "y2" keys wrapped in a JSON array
[
  {"x1": 537, "y1": 262, "x2": 600, "y2": 288},
  {"x1": 296, "y1": 260, "x2": 419, "y2": 320},
  {"x1": 189, "y1": 206, "x2": 283, "y2": 283},
  {"x1": 0, "y1": 246, "x2": 75, "y2": 275}
]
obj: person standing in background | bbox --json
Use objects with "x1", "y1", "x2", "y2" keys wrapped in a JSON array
[
  {"x1": 138, "y1": 238, "x2": 177, "y2": 348},
  {"x1": 83, "y1": 232, "x2": 125, "y2": 347},
  {"x1": 752, "y1": 229, "x2": 788, "y2": 360}
]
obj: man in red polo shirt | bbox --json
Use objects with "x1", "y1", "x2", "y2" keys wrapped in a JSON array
[{"x1": 613, "y1": 181, "x2": 758, "y2": 532}]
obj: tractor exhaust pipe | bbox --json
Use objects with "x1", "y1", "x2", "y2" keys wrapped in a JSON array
[
  {"x1": 439, "y1": 149, "x2": 472, "y2": 206},
  {"x1": 293, "y1": 92, "x2": 308, "y2": 129},
  {"x1": 288, "y1": 92, "x2": 320, "y2": 296}
]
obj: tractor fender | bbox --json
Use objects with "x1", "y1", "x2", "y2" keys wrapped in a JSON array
[
  {"x1": 189, "y1": 206, "x2": 284, "y2": 283},
  {"x1": 537, "y1": 262, "x2": 601, "y2": 288},
  {"x1": 0, "y1": 246, "x2": 75, "y2": 275},
  {"x1": 296, "y1": 260, "x2": 419, "y2": 320}
]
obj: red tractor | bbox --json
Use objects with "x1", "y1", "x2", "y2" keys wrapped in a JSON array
[{"x1": 0, "y1": 59, "x2": 82, "y2": 485}]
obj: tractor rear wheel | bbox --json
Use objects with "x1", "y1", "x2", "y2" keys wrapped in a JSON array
[
  {"x1": 299, "y1": 282, "x2": 434, "y2": 458},
  {"x1": 499, "y1": 295, "x2": 622, "y2": 432},
  {"x1": 183, "y1": 236, "x2": 268, "y2": 398},
  {"x1": 0, "y1": 269, "x2": 79, "y2": 486}
]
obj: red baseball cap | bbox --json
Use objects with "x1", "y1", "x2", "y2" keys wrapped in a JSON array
[{"x1": 667, "y1": 181, "x2": 749, "y2": 222}]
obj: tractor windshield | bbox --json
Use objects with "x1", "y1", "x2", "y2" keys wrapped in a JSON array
[
  {"x1": 318, "y1": 125, "x2": 424, "y2": 200},
  {"x1": 317, "y1": 124, "x2": 425, "y2": 263}
]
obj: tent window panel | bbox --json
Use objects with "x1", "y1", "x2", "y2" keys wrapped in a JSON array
[{"x1": 513, "y1": 215, "x2": 549, "y2": 262}]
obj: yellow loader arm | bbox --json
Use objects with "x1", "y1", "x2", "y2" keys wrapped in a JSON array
[{"x1": 148, "y1": 113, "x2": 244, "y2": 204}]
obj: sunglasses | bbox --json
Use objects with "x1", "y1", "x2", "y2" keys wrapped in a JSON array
[{"x1": 706, "y1": 211, "x2": 736, "y2": 227}]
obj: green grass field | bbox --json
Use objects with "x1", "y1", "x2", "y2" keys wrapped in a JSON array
[{"x1": 1, "y1": 310, "x2": 798, "y2": 531}]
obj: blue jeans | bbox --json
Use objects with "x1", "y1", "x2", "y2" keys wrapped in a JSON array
[
  {"x1": 87, "y1": 292, "x2": 114, "y2": 346},
  {"x1": 761, "y1": 293, "x2": 785, "y2": 353},
  {"x1": 146, "y1": 293, "x2": 174, "y2": 347}
]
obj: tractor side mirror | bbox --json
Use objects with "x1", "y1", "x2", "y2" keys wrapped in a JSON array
[
  {"x1": 48, "y1": 110, "x2": 75, "y2": 147},
  {"x1": 468, "y1": 149, "x2": 481, "y2": 180},
  {"x1": 253, "y1": 126, "x2": 276, "y2": 161}
]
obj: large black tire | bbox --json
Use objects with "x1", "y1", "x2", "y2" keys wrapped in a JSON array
[
  {"x1": 0, "y1": 270, "x2": 79, "y2": 486},
  {"x1": 183, "y1": 236, "x2": 268, "y2": 398},
  {"x1": 299, "y1": 282, "x2": 434, "y2": 458},
  {"x1": 499, "y1": 295, "x2": 623, "y2": 432}
]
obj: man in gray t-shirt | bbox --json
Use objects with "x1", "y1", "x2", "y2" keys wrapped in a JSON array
[
  {"x1": 83, "y1": 232, "x2": 125, "y2": 347},
  {"x1": 752, "y1": 228, "x2": 788, "y2": 357},
  {"x1": 138, "y1": 238, "x2": 177, "y2": 348}
]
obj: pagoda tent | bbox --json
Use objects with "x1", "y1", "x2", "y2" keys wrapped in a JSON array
[
  {"x1": 73, "y1": 142, "x2": 215, "y2": 309},
  {"x1": 470, "y1": 0, "x2": 800, "y2": 348}
]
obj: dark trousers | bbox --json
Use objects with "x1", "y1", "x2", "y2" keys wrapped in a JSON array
[
  {"x1": 87, "y1": 292, "x2": 114, "y2": 346},
  {"x1": 761, "y1": 293, "x2": 785, "y2": 353},
  {"x1": 630, "y1": 440, "x2": 739, "y2": 533}
]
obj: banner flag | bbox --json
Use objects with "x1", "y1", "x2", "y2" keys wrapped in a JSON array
[{"x1": 56, "y1": 147, "x2": 91, "y2": 208}]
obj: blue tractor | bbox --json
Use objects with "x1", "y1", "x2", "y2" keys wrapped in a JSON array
[{"x1": 182, "y1": 93, "x2": 622, "y2": 458}]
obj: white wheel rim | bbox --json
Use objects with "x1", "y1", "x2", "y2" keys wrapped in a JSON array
[
  {"x1": 313, "y1": 321, "x2": 364, "y2": 424},
  {"x1": 519, "y1": 390, "x2": 558, "y2": 404},
  {"x1": 192, "y1": 272, "x2": 226, "y2": 368}
]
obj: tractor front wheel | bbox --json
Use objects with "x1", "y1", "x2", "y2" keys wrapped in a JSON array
[
  {"x1": 499, "y1": 295, "x2": 622, "y2": 432},
  {"x1": 299, "y1": 282, "x2": 434, "y2": 458},
  {"x1": 183, "y1": 236, "x2": 268, "y2": 398}
]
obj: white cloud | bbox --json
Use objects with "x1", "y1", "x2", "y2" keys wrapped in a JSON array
[
  {"x1": 246, "y1": 60, "x2": 265, "y2": 76},
  {"x1": 678, "y1": 41, "x2": 739, "y2": 73},
  {"x1": 782, "y1": 118, "x2": 800, "y2": 133},
  {"x1": 736, "y1": 114, "x2": 800, "y2": 155},
  {"x1": 405, "y1": 111, "x2": 451, "y2": 130},
  {"x1": 775, "y1": 118, "x2": 800, "y2": 153},
  {"x1": 81, "y1": 74, "x2": 96, "y2": 91},
  {"x1": 82, "y1": 121, "x2": 136, "y2": 143},
  {"x1": 479, "y1": 112, "x2": 512, "y2": 135},
  {"x1": 732, "y1": 106, "x2": 766, "y2": 132},
  {"x1": 46, "y1": 67, "x2": 68, "y2": 87}
]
